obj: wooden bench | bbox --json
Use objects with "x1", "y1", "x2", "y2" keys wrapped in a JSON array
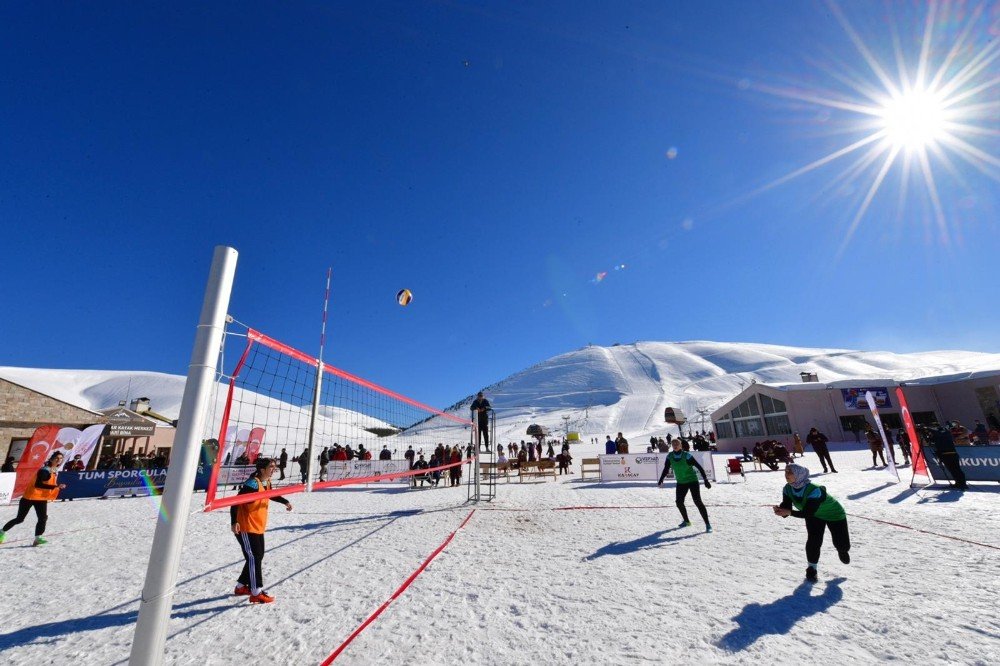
[
  {"x1": 480, "y1": 461, "x2": 511, "y2": 482},
  {"x1": 518, "y1": 459, "x2": 557, "y2": 482},
  {"x1": 580, "y1": 457, "x2": 601, "y2": 479}
]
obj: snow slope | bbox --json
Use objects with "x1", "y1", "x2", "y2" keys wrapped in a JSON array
[
  {"x1": 3, "y1": 340, "x2": 999, "y2": 445},
  {"x1": 0, "y1": 446, "x2": 997, "y2": 665}
]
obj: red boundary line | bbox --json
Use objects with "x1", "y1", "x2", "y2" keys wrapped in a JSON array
[{"x1": 320, "y1": 509, "x2": 477, "y2": 665}]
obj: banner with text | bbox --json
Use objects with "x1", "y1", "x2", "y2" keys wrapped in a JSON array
[
  {"x1": 599, "y1": 452, "x2": 715, "y2": 483},
  {"x1": 919, "y1": 445, "x2": 1000, "y2": 483},
  {"x1": 325, "y1": 459, "x2": 412, "y2": 483},
  {"x1": 842, "y1": 387, "x2": 891, "y2": 410}
]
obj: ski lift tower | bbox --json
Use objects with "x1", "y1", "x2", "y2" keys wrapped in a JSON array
[{"x1": 561, "y1": 415, "x2": 570, "y2": 441}]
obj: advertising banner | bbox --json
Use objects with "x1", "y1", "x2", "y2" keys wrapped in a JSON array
[
  {"x1": 54, "y1": 465, "x2": 215, "y2": 500},
  {"x1": 0, "y1": 472, "x2": 15, "y2": 505},
  {"x1": 12, "y1": 424, "x2": 108, "y2": 500},
  {"x1": 919, "y1": 445, "x2": 1000, "y2": 483},
  {"x1": 599, "y1": 452, "x2": 715, "y2": 483},
  {"x1": 221, "y1": 426, "x2": 266, "y2": 464},
  {"x1": 842, "y1": 387, "x2": 891, "y2": 410},
  {"x1": 865, "y1": 390, "x2": 899, "y2": 483},
  {"x1": 325, "y1": 459, "x2": 411, "y2": 483}
]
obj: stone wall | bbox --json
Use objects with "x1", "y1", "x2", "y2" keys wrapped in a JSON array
[{"x1": 0, "y1": 378, "x2": 103, "y2": 459}]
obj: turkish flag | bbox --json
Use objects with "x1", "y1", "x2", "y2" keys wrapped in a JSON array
[
  {"x1": 13, "y1": 425, "x2": 61, "y2": 499},
  {"x1": 896, "y1": 387, "x2": 928, "y2": 477}
]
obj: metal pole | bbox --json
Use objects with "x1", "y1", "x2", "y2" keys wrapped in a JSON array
[
  {"x1": 129, "y1": 246, "x2": 238, "y2": 666},
  {"x1": 306, "y1": 361, "x2": 323, "y2": 493},
  {"x1": 306, "y1": 268, "x2": 331, "y2": 493}
]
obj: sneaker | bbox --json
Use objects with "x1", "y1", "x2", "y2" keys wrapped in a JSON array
[
  {"x1": 831, "y1": 469, "x2": 839, "y2": 473},
  {"x1": 705, "y1": 525, "x2": 713, "y2": 533},
  {"x1": 249, "y1": 591, "x2": 274, "y2": 604},
  {"x1": 0, "y1": 531, "x2": 6, "y2": 544},
  {"x1": 33, "y1": 537, "x2": 47, "y2": 547},
  {"x1": 234, "y1": 585, "x2": 251, "y2": 596},
  {"x1": 678, "y1": 520, "x2": 692, "y2": 528},
  {"x1": 839, "y1": 550, "x2": 850, "y2": 564},
  {"x1": 805, "y1": 566, "x2": 818, "y2": 582}
]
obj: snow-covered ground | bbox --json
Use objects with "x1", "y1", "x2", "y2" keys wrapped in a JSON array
[{"x1": 1, "y1": 444, "x2": 997, "y2": 665}]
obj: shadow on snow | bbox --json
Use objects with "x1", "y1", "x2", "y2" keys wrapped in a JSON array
[
  {"x1": 583, "y1": 527, "x2": 697, "y2": 560},
  {"x1": 716, "y1": 577, "x2": 845, "y2": 652}
]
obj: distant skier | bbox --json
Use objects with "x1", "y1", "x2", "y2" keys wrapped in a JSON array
[
  {"x1": 772, "y1": 463, "x2": 850, "y2": 583},
  {"x1": 657, "y1": 439, "x2": 712, "y2": 532},
  {"x1": 231, "y1": 457, "x2": 292, "y2": 604},
  {"x1": 0, "y1": 451, "x2": 66, "y2": 546}
]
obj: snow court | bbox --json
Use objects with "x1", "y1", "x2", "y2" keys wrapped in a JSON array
[{"x1": 0, "y1": 455, "x2": 997, "y2": 665}]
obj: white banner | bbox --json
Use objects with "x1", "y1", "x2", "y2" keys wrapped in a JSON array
[
  {"x1": 55, "y1": 424, "x2": 107, "y2": 468},
  {"x1": 0, "y1": 472, "x2": 15, "y2": 505},
  {"x1": 866, "y1": 390, "x2": 900, "y2": 483},
  {"x1": 325, "y1": 459, "x2": 412, "y2": 483},
  {"x1": 599, "y1": 452, "x2": 715, "y2": 483}
]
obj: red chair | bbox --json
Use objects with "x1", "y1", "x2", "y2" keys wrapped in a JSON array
[{"x1": 726, "y1": 458, "x2": 745, "y2": 483}]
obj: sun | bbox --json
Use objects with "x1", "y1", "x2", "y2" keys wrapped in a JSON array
[{"x1": 878, "y1": 89, "x2": 947, "y2": 152}]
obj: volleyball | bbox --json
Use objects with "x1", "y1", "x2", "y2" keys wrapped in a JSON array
[{"x1": 396, "y1": 288, "x2": 413, "y2": 306}]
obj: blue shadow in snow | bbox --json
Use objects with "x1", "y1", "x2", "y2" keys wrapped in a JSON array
[
  {"x1": 584, "y1": 528, "x2": 696, "y2": 560},
  {"x1": 716, "y1": 577, "x2": 845, "y2": 652},
  {"x1": 846, "y1": 482, "x2": 894, "y2": 501},
  {"x1": 0, "y1": 595, "x2": 235, "y2": 651}
]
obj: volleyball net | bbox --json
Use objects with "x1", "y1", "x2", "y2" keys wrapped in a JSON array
[{"x1": 203, "y1": 324, "x2": 474, "y2": 511}]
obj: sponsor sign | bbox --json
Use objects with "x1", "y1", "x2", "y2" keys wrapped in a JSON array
[
  {"x1": 325, "y1": 459, "x2": 411, "y2": 483},
  {"x1": 598, "y1": 452, "x2": 715, "y2": 482},
  {"x1": 54, "y1": 465, "x2": 215, "y2": 500},
  {"x1": 919, "y1": 444, "x2": 1000, "y2": 483},
  {"x1": 104, "y1": 409, "x2": 156, "y2": 437},
  {"x1": 842, "y1": 387, "x2": 891, "y2": 410},
  {"x1": 0, "y1": 472, "x2": 15, "y2": 505}
]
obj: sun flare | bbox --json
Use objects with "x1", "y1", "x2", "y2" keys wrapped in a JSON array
[{"x1": 879, "y1": 89, "x2": 947, "y2": 152}]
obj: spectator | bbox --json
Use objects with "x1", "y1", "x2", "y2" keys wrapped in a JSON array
[
  {"x1": 806, "y1": 427, "x2": 837, "y2": 474},
  {"x1": 792, "y1": 433, "x2": 805, "y2": 458},
  {"x1": 449, "y1": 446, "x2": 462, "y2": 487},
  {"x1": 379, "y1": 445, "x2": 392, "y2": 461},
  {"x1": 896, "y1": 429, "x2": 912, "y2": 465},
  {"x1": 1, "y1": 456, "x2": 14, "y2": 472},
  {"x1": 615, "y1": 432, "x2": 629, "y2": 454},
  {"x1": 604, "y1": 436, "x2": 616, "y2": 455},
  {"x1": 278, "y1": 448, "x2": 288, "y2": 480},
  {"x1": 972, "y1": 420, "x2": 988, "y2": 445},
  {"x1": 497, "y1": 451, "x2": 509, "y2": 473},
  {"x1": 927, "y1": 424, "x2": 967, "y2": 490},
  {"x1": 296, "y1": 452, "x2": 309, "y2": 484},
  {"x1": 741, "y1": 447, "x2": 753, "y2": 462},
  {"x1": 404, "y1": 446, "x2": 415, "y2": 468},
  {"x1": 63, "y1": 455, "x2": 86, "y2": 472},
  {"x1": 318, "y1": 447, "x2": 330, "y2": 481},
  {"x1": 412, "y1": 454, "x2": 430, "y2": 487},
  {"x1": 865, "y1": 426, "x2": 887, "y2": 467}
]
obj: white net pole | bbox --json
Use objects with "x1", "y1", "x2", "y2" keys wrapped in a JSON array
[{"x1": 129, "y1": 246, "x2": 238, "y2": 666}]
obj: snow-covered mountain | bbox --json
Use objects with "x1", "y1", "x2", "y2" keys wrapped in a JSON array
[
  {"x1": 434, "y1": 341, "x2": 1000, "y2": 442},
  {"x1": 3, "y1": 341, "x2": 999, "y2": 443}
]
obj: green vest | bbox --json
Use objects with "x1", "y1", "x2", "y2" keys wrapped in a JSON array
[
  {"x1": 669, "y1": 451, "x2": 699, "y2": 484},
  {"x1": 784, "y1": 482, "x2": 846, "y2": 521}
]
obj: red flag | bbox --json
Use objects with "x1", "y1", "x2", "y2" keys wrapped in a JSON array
[
  {"x1": 895, "y1": 387, "x2": 928, "y2": 477},
  {"x1": 13, "y1": 425, "x2": 61, "y2": 499}
]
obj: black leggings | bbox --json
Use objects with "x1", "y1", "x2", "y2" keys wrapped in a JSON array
[
  {"x1": 676, "y1": 482, "x2": 709, "y2": 525},
  {"x1": 805, "y1": 517, "x2": 850, "y2": 564},
  {"x1": 235, "y1": 532, "x2": 266, "y2": 594},
  {"x1": 477, "y1": 419, "x2": 490, "y2": 448},
  {"x1": 3, "y1": 498, "x2": 49, "y2": 537}
]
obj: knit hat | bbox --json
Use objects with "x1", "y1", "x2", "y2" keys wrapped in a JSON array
[{"x1": 786, "y1": 463, "x2": 810, "y2": 489}]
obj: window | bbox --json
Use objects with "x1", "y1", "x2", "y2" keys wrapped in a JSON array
[
  {"x1": 839, "y1": 415, "x2": 868, "y2": 433},
  {"x1": 759, "y1": 394, "x2": 786, "y2": 415},
  {"x1": 765, "y1": 414, "x2": 792, "y2": 436},
  {"x1": 735, "y1": 417, "x2": 764, "y2": 437},
  {"x1": 714, "y1": 419, "x2": 734, "y2": 439},
  {"x1": 730, "y1": 395, "x2": 764, "y2": 437},
  {"x1": 912, "y1": 411, "x2": 937, "y2": 426},
  {"x1": 879, "y1": 414, "x2": 902, "y2": 430}
]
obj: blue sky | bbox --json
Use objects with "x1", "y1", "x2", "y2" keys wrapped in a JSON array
[{"x1": 1, "y1": 1, "x2": 997, "y2": 408}]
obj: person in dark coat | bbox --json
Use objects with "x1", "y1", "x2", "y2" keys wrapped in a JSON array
[
  {"x1": 412, "y1": 454, "x2": 430, "y2": 487},
  {"x1": 928, "y1": 424, "x2": 967, "y2": 489},
  {"x1": 471, "y1": 392, "x2": 492, "y2": 452},
  {"x1": 296, "y1": 451, "x2": 310, "y2": 484},
  {"x1": 278, "y1": 448, "x2": 288, "y2": 480},
  {"x1": 806, "y1": 428, "x2": 837, "y2": 473},
  {"x1": 404, "y1": 446, "x2": 415, "y2": 468},
  {"x1": 604, "y1": 436, "x2": 616, "y2": 455},
  {"x1": 379, "y1": 445, "x2": 392, "y2": 461}
]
